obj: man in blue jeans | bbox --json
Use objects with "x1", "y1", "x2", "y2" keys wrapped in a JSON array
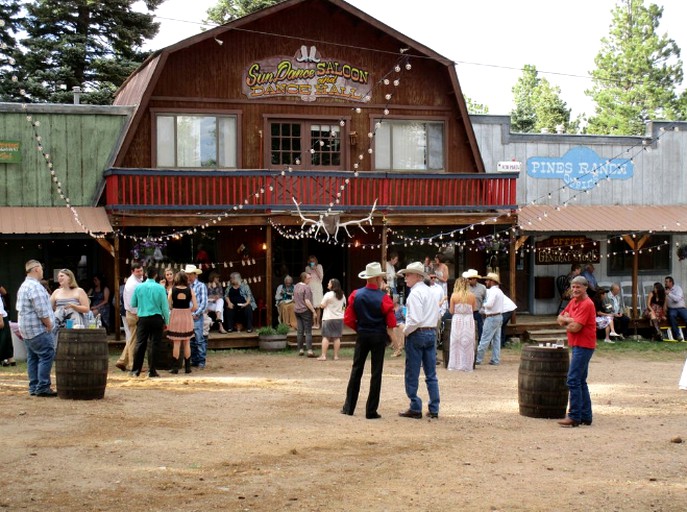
[
  {"x1": 16, "y1": 260, "x2": 57, "y2": 397},
  {"x1": 665, "y1": 276, "x2": 687, "y2": 342},
  {"x1": 186, "y1": 265, "x2": 208, "y2": 368},
  {"x1": 397, "y1": 262, "x2": 440, "y2": 419}
]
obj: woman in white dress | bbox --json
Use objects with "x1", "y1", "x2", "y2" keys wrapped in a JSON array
[
  {"x1": 305, "y1": 255, "x2": 324, "y2": 329},
  {"x1": 447, "y1": 277, "x2": 477, "y2": 371}
]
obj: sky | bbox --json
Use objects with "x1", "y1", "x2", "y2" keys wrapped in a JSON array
[{"x1": 139, "y1": 0, "x2": 687, "y2": 119}]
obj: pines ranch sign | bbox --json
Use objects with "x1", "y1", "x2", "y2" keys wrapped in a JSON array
[{"x1": 242, "y1": 45, "x2": 373, "y2": 102}]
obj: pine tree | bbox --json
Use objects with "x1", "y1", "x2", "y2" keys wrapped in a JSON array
[
  {"x1": 18, "y1": 0, "x2": 163, "y2": 104},
  {"x1": 206, "y1": 0, "x2": 284, "y2": 24},
  {"x1": 0, "y1": 0, "x2": 23, "y2": 101},
  {"x1": 586, "y1": 0, "x2": 684, "y2": 135},
  {"x1": 511, "y1": 64, "x2": 574, "y2": 133}
]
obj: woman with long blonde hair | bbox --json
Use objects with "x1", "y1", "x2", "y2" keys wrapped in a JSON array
[{"x1": 447, "y1": 277, "x2": 477, "y2": 371}]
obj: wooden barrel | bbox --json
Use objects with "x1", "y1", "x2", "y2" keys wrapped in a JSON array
[
  {"x1": 518, "y1": 345, "x2": 569, "y2": 418},
  {"x1": 55, "y1": 328, "x2": 108, "y2": 400}
]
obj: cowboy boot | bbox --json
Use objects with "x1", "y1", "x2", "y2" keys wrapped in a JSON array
[
  {"x1": 184, "y1": 357, "x2": 192, "y2": 374},
  {"x1": 169, "y1": 357, "x2": 179, "y2": 374}
]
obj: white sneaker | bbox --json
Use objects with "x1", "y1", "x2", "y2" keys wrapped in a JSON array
[{"x1": 603, "y1": 339, "x2": 615, "y2": 344}]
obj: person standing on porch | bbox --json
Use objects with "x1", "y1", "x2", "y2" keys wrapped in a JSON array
[
  {"x1": 475, "y1": 272, "x2": 504, "y2": 366},
  {"x1": 341, "y1": 262, "x2": 396, "y2": 419},
  {"x1": 664, "y1": 276, "x2": 687, "y2": 342},
  {"x1": 580, "y1": 263, "x2": 598, "y2": 298},
  {"x1": 557, "y1": 275, "x2": 596, "y2": 427},
  {"x1": 386, "y1": 251, "x2": 399, "y2": 296},
  {"x1": 115, "y1": 263, "x2": 143, "y2": 372},
  {"x1": 185, "y1": 265, "x2": 208, "y2": 368},
  {"x1": 397, "y1": 262, "x2": 440, "y2": 420},
  {"x1": 305, "y1": 255, "x2": 324, "y2": 330}
]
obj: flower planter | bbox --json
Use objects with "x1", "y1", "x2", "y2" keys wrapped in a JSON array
[{"x1": 258, "y1": 335, "x2": 288, "y2": 351}]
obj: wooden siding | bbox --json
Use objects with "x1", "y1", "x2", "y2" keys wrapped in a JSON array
[
  {"x1": 116, "y1": 0, "x2": 480, "y2": 175},
  {"x1": 0, "y1": 106, "x2": 131, "y2": 207},
  {"x1": 104, "y1": 169, "x2": 517, "y2": 212}
]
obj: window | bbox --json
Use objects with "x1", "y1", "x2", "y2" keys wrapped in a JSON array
[
  {"x1": 607, "y1": 235, "x2": 671, "y2": 275},
  {"x1": 374, "y1": 120, "x2": 444, "y2": 171},
  {"x1": 269, "y1": 120, "x2": 342, "y2": 169},
  {"x1": 156, "y1": 114, "x2": 237, "y2": 168}
]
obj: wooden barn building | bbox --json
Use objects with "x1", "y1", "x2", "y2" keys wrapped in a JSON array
[{"x1": 106, "y1": 0, "x2": 518, "y2": 323}]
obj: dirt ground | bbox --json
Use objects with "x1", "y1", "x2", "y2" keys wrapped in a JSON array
[{"x1": 1, "y1": 345, "x2": 686, "y2": 512}]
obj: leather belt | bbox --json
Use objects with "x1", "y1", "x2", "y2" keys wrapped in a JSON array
[
  {"x1": 416, "y1": 327, "x2": 436, "y2": 331},
  {"x1": 484, "y1": 313, "x2": 501, "y2": 317}
]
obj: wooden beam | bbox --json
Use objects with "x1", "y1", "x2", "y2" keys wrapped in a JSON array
[
  {"x1": 622, "y1": 234, "x2": 650, "y2": 318},
  {"x1": 381, "y1": 217, "x2": 388, "y2": 270},
  {"x1": 96, "y1": 237, "x2": 114, "y2": 258},
  {"x1": 266, "y1": 223, "x2": 273, "y2": 327}
]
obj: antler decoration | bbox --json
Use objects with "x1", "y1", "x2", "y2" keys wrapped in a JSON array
[{"x1": 292, "y1": 198, "x2": 378, "y2": 241}]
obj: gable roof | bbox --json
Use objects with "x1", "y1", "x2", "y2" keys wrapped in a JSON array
[{"x1": 113, "y1": 0, "x2": 483, "y2": 171}]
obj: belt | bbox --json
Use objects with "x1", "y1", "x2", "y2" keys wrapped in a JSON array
[
  {"x1": 484, "y1": 313, "x2": 501, "y2": 317},
  {"x1": 416, "y1": 327, "x2": 436, "y2": 331}
]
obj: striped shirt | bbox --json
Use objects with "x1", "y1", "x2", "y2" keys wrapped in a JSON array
[{"x1": 16, "y1": 276, "x2": 54, "y2": 339}]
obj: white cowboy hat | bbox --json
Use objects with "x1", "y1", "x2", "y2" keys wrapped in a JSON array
[
  {"x1": 358, "y1": 262, "x2": 387, "y2": 279},
  {"x1": 183, "y1": 264, "x2": 203, "y2": 275},
  {"x1": 397, "y1": 261, "x2": 429, "y2": 279},
  {"x1": 483, "y1": 272, "x2": 500, "y2": 284},
  {"x1": 462, "y1": 269, "x2": 481, "y2": 279}
]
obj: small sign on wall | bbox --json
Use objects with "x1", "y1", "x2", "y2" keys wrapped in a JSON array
[{"x1": 0, "y1": 141, "x2": 21, "y2": 163}]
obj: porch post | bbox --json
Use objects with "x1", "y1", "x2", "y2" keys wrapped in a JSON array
[
  {"x1": 266, "y1": 223, "x2": 273, "y2": 326},
  {"x1": 622, "y1": 234, "x2": 649, "y2": 319},
  {"x1": 113, "y1": 234, "x2": 121, "y2": 340},
  {"x1": 381, "y1": 217, "x2": 387, "y2": 268}
]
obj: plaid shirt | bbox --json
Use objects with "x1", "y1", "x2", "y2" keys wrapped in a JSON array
[
  {"x1": 191, "y1": 279, "x2": 208, "y2": 317},
  {"x1": 17, "y1": 276, "x2": 54, "y2": 339}
]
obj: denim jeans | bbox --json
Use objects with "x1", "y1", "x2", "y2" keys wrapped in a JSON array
[
  {"x1": 24, "y1": 331, "x2": 55, "y2": 395},
  {"x1": 473, "y1": 311, "x2": 484, "y2": 342},
  {"x1": 296, "y1": 310, "x2": 313, "y2": 351},
  {"x1": 567, "y1": 346, "x2": 595, "y2": 422},
  {"x1": 500, "y1": 311, "x2": 514, "y2": 347},
  {"x1": 667, "y1": 307, "x2": 687, "y2": 340},
  {"x1": 404, "y1": 329, "x2": 440, "y2": 414},
  {"x1": 190, "y1": 315, "x2": 206, "y2": 367},
  {"x1": 476, "y1": 315, "x2": 502, "y2": 364}
]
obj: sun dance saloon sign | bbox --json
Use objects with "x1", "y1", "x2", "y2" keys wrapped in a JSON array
[
  {"x1": 242, "y1": 45, "x2": 372, "y2": 102},
  {"x1": 526, "y1": 146, "x2": 634, "y2": 191}
]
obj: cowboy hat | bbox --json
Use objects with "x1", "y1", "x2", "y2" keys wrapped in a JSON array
[
  {"x1": 357, "y1": 262, "x2": 387, "y2": 279},
  {"x1": 462, "y1": 269, "x2": 481, "y2": 279},
  {"x1": 483, "y1": 272, "x2": 500, "y2": 284},
  {"x1": 397, "y1": 261, "x2": 429, "y2": 279},
  {"x1": 183, "y1": 264, "x2": 203, "y2": 275}
]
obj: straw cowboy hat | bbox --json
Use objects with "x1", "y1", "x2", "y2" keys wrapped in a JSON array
[
  {"x1": 358, "y1": 262, "x2": 387, "y2": 279},
  {"x1": 397, "y1": 261, "x2": 429, "y2": 279},
  {"x1": 183, "y1": 264, "x2": 203, "y2": 275},
  {"x1": 483, "y1": 272, "x2": 501, "y2": 284},
  {"x1": 461, "y1": 269, "x2": 481, "y2": 279}
]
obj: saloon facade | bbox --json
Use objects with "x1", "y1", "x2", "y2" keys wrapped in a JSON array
[{"x1": 105, "y1": 0, "x2": 517, "y2": 323}]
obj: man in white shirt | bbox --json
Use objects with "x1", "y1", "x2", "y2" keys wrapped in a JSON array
[
  {"x1": 476, "y1": 272, "x2": 505, "y2": 366},
  {"x1": 500, "y1": 292, "x2": 517, "y2": 348},
  {"x1": 115, "y1": 263, "x2": 144, "y2": 372},
  {"x1": 397, "y1": 262, "x2": 441, "y2": 419}
]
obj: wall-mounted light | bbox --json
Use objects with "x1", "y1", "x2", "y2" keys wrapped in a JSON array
[
  {"x1": 214, "y1": 37, "x2": 223, "y2": 46},
  {"x1": 262, "y1": 242, "x2": 267, "y2": 250},
  {"x1": 349, "y1": 131, "x2": 358, "y2": 146}
]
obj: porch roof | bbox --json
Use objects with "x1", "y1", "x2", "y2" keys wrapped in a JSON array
[
  {"x1": 0, "y1": 207, "x2": 113, "y2": 235},
  {"x1": 518, "y1": 205, "x2": 687, "y2": 234}
]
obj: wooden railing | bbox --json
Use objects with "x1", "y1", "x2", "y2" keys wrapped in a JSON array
[{"x1": 104, "y1": 169, "x2": 518, "y2": 211}]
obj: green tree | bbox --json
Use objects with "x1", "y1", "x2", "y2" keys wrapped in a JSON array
[
  {"x1": 586, "y1": 0, "x2": 684, "y2": 135},
  {"x1": 465, "y1": 96, "x2": 489, "y2": 115},
  {"x1": 17, "y1": 0, "x2": 163, "y2": 104},
  {"x1": 511, "y1": 64, "x2": 574, "y2": 133},
  {"x1": 0, "y1": 0, "x2": 23, "y2": 101},
  {"x1": 206, "y1": 0, "x2": 284, "y2": 24}
]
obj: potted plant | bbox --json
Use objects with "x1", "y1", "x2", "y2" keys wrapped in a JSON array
[{"x1": 256, "y1": 323, "x2": 290, "y2": 351}]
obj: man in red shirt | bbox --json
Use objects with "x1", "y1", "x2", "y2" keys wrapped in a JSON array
[
  {"x1": 341, "y1": 262, "x2": 396, "y2": 419},
  {"x1": 557, "y1": 276, "x2": 597, "y2": 427}
]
